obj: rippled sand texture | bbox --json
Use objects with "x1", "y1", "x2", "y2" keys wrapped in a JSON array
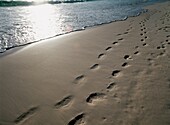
[{"x1": 0, "y1": 1, "x2": 170, "y2": 125}]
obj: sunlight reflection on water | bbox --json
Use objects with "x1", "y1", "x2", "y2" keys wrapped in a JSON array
[
  {"x1": 0, "y1": 4, "x2": 74, "y2": 52},
  {"x1": 28, "y1": 4, "x2": 63, "y2": 39},
  {"x1": 0, "y1": 0, "x2": 149, "y2": 52}
]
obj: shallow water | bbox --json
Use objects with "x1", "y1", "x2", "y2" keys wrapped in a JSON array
[{"x1": 0, "y1": 0, "x2": 168, "y2": 52}]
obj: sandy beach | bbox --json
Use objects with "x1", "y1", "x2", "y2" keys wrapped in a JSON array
[{"x1": 0, "y1": 1, "x2": 170, "y2": 125}]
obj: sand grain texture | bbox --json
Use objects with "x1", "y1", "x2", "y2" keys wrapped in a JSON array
[{"x1": 0, "y1": 2, "x2": 170, "y2": 125}]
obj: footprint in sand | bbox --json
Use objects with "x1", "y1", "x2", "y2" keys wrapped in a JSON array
[
  {"x1": 165, "y1": 39, "x2": 169, "y2": 43},
  {"x1": 144, "y1": 36, "x2": 148, "y2": 39},
  {"x1": 90, "y1": 64, "x2": 100, "y2": 70},
  {"x1": 143, "y1": 43, "x2": 148, "y2": 47},
  {"x1": 14, "y1": 106, "x2": 39, "y2": 124},
  {"x1": 157, "y1": 46, "x2": 161, "y2": 49},
  {"x1": 54, "y1": 95, "x2": 73, "y2": 109},
  {"x1": 141, "y1": 39, "x2": 144, "y2": 42},
  {"x1": 67, "y1": 113, "x2": 86, "y2": 125},
  {"x1": 112, "y1": 41, "x2": 119, "y2": 45},
  {"x1": 98, "y1": 53, "x2": 106, "y2": 59},
  {"x1": 105, "y1": 46, "x2": 112, "y2": 51},
  {"x1": 134, "y1": 51, "x2": 140, "y2": 55},
  {"x1": 122, "y1": 62, "x2": 129, "y2": 68},
  {"x1": 124, "y1": 31, "x2": 128, "y2": 34},
  {"x1": 106, "y1": 82, "x2": 116, "y2": 90},
  {"x1": 86, "y1": 92, "x2": 106, "y2": 104},
  {"x1": 73, "y1": 75, "x2": 86, "y2": 84},
  {"x1": 135, "y1": 46, "x2": 139, "y2": 49},
  {"x1": 112, "y1": 70, "x2": 121, "y2": 77},
  {"x1": 161, "y1": 44, "x2": 165, "y2": 49},
  {"x1": 118, "y1": 38, "x2": 124, "y2": 41},
  {"x1": 117, "y1": 33, "x2": 122, "y2": 36},
  {"x1": 124, "y1": 55, "x2": 132, "y2": 60}
]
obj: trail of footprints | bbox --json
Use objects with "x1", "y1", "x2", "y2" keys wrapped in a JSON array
[
  {"x1": 14, "y1": 22, "x2": 133, "y2": 125},
  {"x1": 142, "y1": 11, "x2": 170, "y2": 61},
  {"x1": 67, "y1": 22, "x2": 139, "y2": 124},
  {"x1": 139, "y1": 19, "x2": 149, "y2": 47},
  {"x1": 72, "y1": 25, "x2": 130, "y2": 84},
  {"x1": 65, "y1": 24, "x2": 133, "y2": 124},
  {"x1": 13, "y1": 14, "x2": 170, "y2": 125},
  {"x1": 13, "y1": 20, "x2": 144, "y2": 125},
  {"x1": 67, "y1": 21, "x2": 145, "y2": 124}
]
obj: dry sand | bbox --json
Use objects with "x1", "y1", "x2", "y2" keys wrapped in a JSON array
[{"x1": 0, "y1": 1, "x2": 170, "y2": 125}]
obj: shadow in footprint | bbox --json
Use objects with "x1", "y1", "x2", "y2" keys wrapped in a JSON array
[
  {"x1": 122, "y1": 62, "x2": 129, "y2": 68},
  {"x1": 86, "y1": 92, "x2": 105, "y2": 104},
  {"x1": 124, "y1": 55, "x2": 132, "y2": 60},
  {"x1": 98, "y1": 53, "x2": 105, "y2": 59},
  {"x1": 134, "y1": 51, "x2": 140, "y2": 55},
  {"x1": 118, "y1": 38, "x2": 124, "y2": 41},
  {"x1": 107, "y1": 82, "x2": 116, "y2": 90},
  {"x1": 135, "y1": 46, "x2": 139, "y2": 49},
  {"x1": 68, "y1": 113, "x2": 85, "y2": 125},
  {"x1": 113, "y1": 42, "x2": 118, "y2": 45},
  {"x1": 124, "y1": 32, "x2": 128, "y2": 34},
  {"x1": 117, "y1": 33, "x2": 122, "y2": 36},
  {"x1": 14, "y1": 106, "x2": 38, "y2": 124},
  {"x1": 54, "y1": 95, "x2": 73, "y2": 109},
  {"x1": 112, "y1": 70, "x2": 121, "y2": 77},
  {"x1": 105, "y1": 47, "x2": 112, "y2": 51},
  {"x1": 73, "y1": 75, "x2": 85, "y2": 84},
  {"x1": 143, "y1": 43, "x2": 148, "y2": 46},
  {"x1": 90, "y1": 64, "x2": 99, "y2": 70},
  {"x1": 141, "y1": 39, "x2": 144, "y2": 42}
]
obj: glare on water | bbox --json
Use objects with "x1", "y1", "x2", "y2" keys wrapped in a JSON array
[{"x1": 27, "y1": 4, "x2": 63, "y2": 39}]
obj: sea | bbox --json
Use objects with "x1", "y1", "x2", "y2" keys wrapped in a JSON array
[{"x1": 0, "y1": 0, "x2": 168, "y2": 53}]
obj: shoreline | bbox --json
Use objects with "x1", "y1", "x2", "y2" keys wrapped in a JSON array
[
  {"x1": 0, "y1": 1, "x2": 170, "y2": 125},
  {"x1": 0, "y1": 0, "x2": 168, "y2": 57},
  {"x1": 0, "y1": 1, "x2": 150, "y2": 56},
  {"x1": 0, "y1": 11, "x2": 143, "y2": 57},
  {"x1": 0, "y1": 0, "x2": 167, "y2": 57}
]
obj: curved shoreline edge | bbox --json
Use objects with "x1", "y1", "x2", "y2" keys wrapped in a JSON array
[
  {"x1": 0, "y1": 8, "x2": 148, "y2": 56},
  {"x1": 0, "y1": 0, "x2": 167, "y2": 56}
]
